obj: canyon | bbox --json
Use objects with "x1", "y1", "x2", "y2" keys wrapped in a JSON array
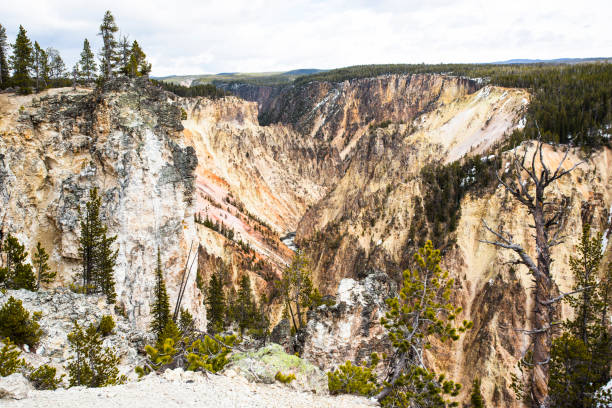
[{"x1": 1, "y1": 73, "x2": 610, "y2": 406}]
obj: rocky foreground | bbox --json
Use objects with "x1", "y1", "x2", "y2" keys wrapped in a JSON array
[{"x1": 2, "y1": 368, "x2": 375, "y2": 408}]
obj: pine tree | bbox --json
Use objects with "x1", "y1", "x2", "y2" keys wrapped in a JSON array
[
  {"x1": 276, "y1": 250, "x2": 316, "y2": 330},
  {"x1": 236, "y1": 274, "x2": 257, "y2": 335},
  {"x1": 0, "y1": 233, "x2": 35, "y2": 290},
  {"x1": 10, "y1": 25, "x2": 33, "y2": 94},
  {"x1": 79, "y1": 187, "x2": 104, "y2": 293},
  {"x1": 206, "y1": 273, "x2": 225, "y2": 334},
  {"x1": 78, "y1": 187, "x2": 117, "y2": 303},
  {"x1": 46, "y1": 48, "x2": 65, "y2": 80},
  {"x1": 78, "y1": 39, "x2": 96, "y2": 82},
  {"x1": 99, "y1": 231, "x2": 117, "y2": 304},
  {"x1": 548, "y1": 225, "x2": 612, "y2": 407},
  {"x1": 33, "y1": 242, "x2": 55, "y2": 289},
  {"x1": 375, "y1": 240, "x2": 471, "y2": 405},
  {"x1": 470, "y1": 378, "x2": 485, "y2": 408},
  {"x1": 179, "y1": 308, "x2": 195, "y2": 337},
  {"x1": 32, "y1": 41, "x2": 48, "y2": 93},
  {"x1": 150, "y1": 248, "x2": 171, "y2": 340},
  {"x1": 117, "y1": 35, "x2": 130, "y2": 75},
  {"x1": 98, "y1": 11, "x2": 119, "y2": 79},
  {"x1": 0, "y1": 24, "x2": 9, "y2": 88},
  {"x1": 565, "y1": 224, "x2": 605, "y2": 344},
  {"x1": 66, "y1": 321, "x2": 124, "y2": 387},
  {"x1": 125, "y1": 40, "x2": 151, "y2": 77}
]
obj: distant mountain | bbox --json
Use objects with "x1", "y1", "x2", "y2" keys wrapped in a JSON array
[
  {"x1": 489, "y1": 57, "x2": 612, "y2": 64},
  {"x1": 156, "y1": 68, "x2": 327, "y2": 87},
  {"x1": 281, "y1": 69, "x2": 324, "y2": 76}
]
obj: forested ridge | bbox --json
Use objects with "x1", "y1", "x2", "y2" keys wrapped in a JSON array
[{"x1": 295, "y1": 63, "x2": 612, "y2": 149}]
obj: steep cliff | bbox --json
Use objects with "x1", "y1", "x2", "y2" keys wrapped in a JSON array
[{"x1": 0, "y1": 78, "x2": 202, "y2": 328}]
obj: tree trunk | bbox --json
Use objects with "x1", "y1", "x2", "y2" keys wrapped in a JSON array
[{"x1": 531, "y1": 203, "x2": 553, "y2": 408}]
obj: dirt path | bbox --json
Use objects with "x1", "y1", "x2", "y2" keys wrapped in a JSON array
[{"x1": 4, "y1": 369, "x2": 376, "y2": 408}]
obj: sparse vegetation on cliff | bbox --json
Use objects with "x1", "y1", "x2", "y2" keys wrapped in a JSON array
[
  {"x1": 152, "y1": 80, "x2": 231, "y2": 99},
  {"x1": 328, "y1": 241, "x2": 471, "y2": 407}
]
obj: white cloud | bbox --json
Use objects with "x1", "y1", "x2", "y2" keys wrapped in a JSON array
[{"x1": 1, "y1": 0, "x2": 610, "y2": 76}]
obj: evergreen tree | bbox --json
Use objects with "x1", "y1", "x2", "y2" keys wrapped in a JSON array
[
  {"x1": 276, "y1": 250, "x2": 316, "y2": 330},
  {"x1": 77, "y1": 187, "x2": 117, "y2": 303},
  {"x1": 98, "y1": 11, "x2": 119, "y2": 79},
  {"x1": 78, "y1": 39, "x2": 96, "y2": 82},
  {"x1": 125, "y1": 40, "x2": 151, "y2": 77},
  {"x1": 150, "y1": 248, "x2": 171, "y2": 340},
  {"x1": 548, "y1": 225, "x2": 612, "y2": 407},
  {"x1": 33, "y1": 242, "x2": 55, "y2": 289},
  {"x1": 179, "y1": 308, "x2": 195, "y2": 337},
  {"x1": 79, "y1": 187, "x2": 104, "y2": 293},
  {"x1": 236, "y1": 274, "x2": 257, "y2": 335},
  {"x1": 0, "y1": 24, "x2": 9, "y2": 88},
  {"x1": 206, "y1": 272, "x2": 226, "y2": 334},
  {"x1": 565, "y1": 224, "x2": 605, "y2": 344},
  {"x1": 32, "y1": 41, "x2": 48, "y2": 93},
  {"x1": 10, "y1": 25, "x2": 33, "y2": 94},
  {"x1": 376, "y1": 240, "x2": 471, "y2": 405},
  {"x1": 66, "y1": 321, "x2": 124, "y2": 387},
  {"x1": 117, "y1": 35, "x2": 130, "y2": 75},
  {"x1": 0, "y1": 296, "x2": 42, "y2": 347},
  {"x1": 99, "y1": 232, "x2": 117, "y2": 304},
  {"x1": 46, "y1": 48, "x2": 65, "y2": 80},
  {"x1": 470, "y1": 378, "x2": 485, "y2": 408},
  {"x1": 0, "y1": 233, "x2": 35, "y2": 290}
]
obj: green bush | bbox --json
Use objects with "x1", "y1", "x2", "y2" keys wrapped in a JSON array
[
  {"x1": 275, "y1": 371, "x2": 296, "y2": 384},
  {"x1": 136, "y1": 333, "x2": 239, "y2": 377},
  {"x1": 327, "y1": 357, "x2": 380, "y2": 396},
  {"x1": 29, "y1": 364, "x2": 63, "y2": 390},
  {"x1": 0, "y1": 296, "x2": 43, "y2": 347},
  {"x1": 0, "y1": 338, "x2": 26, "y2": 377},
  {"x1": 98, "y1": 315, "x2": 115, "y2": 337},
  {"x1": 66, "y1": 321, "x2": 125, "y2": 388}
]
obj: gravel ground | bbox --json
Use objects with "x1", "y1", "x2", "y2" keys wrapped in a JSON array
[{"x1": 4, "y1": 369, "x2": 376, "y2": 408}]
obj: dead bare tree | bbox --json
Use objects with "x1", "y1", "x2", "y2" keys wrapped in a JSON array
[{"x1": 480, "y1": 138, "x2": 582, "y2": 408}]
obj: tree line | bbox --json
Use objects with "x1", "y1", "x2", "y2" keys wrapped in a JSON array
[{"x1": 0, "y1": 10, "x2": 151, "y2": 94}]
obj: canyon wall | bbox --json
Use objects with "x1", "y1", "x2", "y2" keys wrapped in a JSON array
[{"x1": 1, "y1": 73, "x2": 610, "y2": 406}]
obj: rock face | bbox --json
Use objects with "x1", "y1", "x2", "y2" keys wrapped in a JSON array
[
  {"x1": 0, "y1": 289, "x2": 152, "y2": 381},
  {"x1": 301, "y1": 271, "x2": 396, "y2": 370},
  {"x1": 0, "y1": 374, "x2": 32, "y2": 400},
  {"x1": 0, "y1": 79, "x2": 201, "y2": 329}
]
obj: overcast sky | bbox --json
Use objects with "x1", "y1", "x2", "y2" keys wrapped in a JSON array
[{"x1": 2, "y1": 0, "x2": 610, "y2": 77}]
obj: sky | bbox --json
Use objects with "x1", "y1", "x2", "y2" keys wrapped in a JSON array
[{"x1": 1, "y1": 0, "x2": 611, "y2": 77}]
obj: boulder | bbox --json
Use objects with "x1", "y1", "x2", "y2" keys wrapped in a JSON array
[
  {"x1": 223, "y1": 343, "x2": 327, "y2": 394},
  {"x1": 0, "y1": 373, "x2": 32, "y2": 400}
]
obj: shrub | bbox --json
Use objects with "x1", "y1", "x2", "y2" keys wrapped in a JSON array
[
  {"x1": 0, "y1": 296, "x2": 43, "y2": 347},
  {"x1": 0, "y1": 338, "x2": 26, "y2": 377},
  {"x1": 66, "y1": 321, "x2": 125, "y2": 387},
  {"x1": 328, "y1": 357, "x2": 380, "y2": 396},
  {"x1": 275, "y1": 371, "x2": 296, "y2": 384},
  {"x1": 98, "y1": 315, "x2": 115, "y2": 336},
  {"x1": 136, "y1": 333, "x2": 239, "y2": 377},
  {"x1": 185, "y1": 334, "x2": 237, "y2": 373},
  {"x1": 29, "y1": 364, "x2": 63, "y2": 390}
]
